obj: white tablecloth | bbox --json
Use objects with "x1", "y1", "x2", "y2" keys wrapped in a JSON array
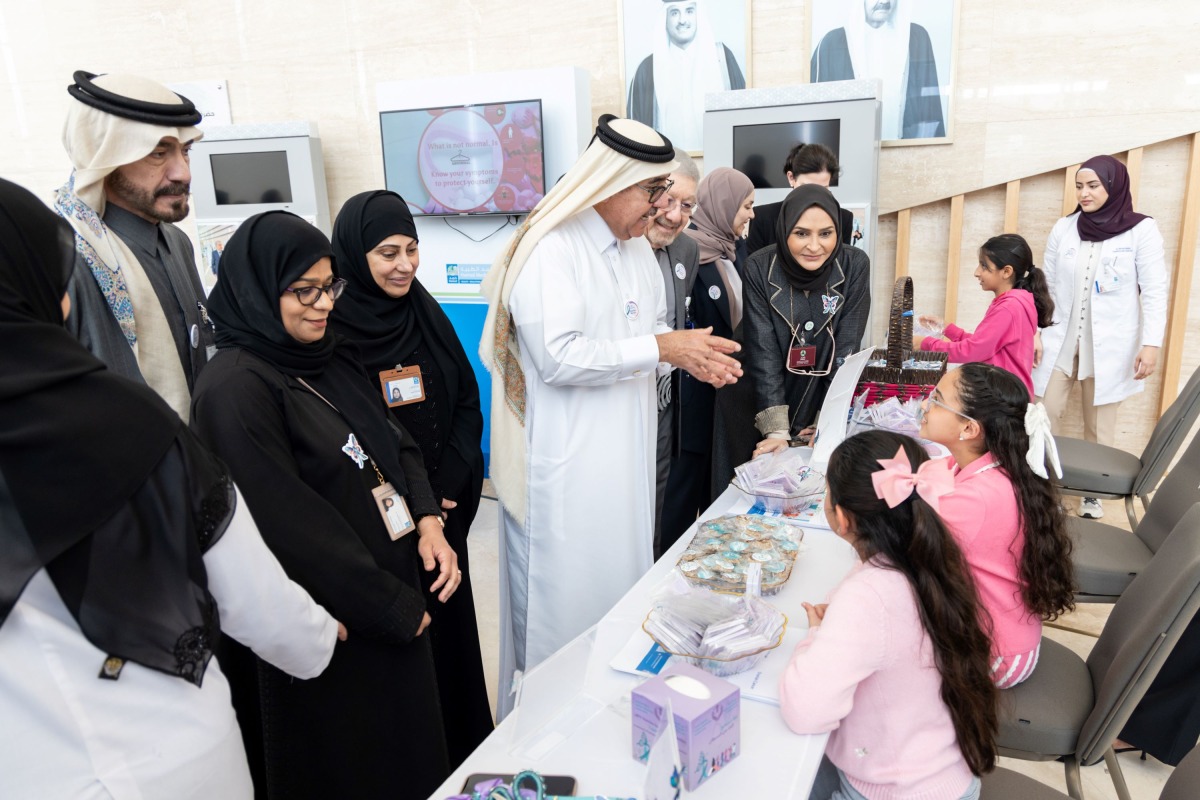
[{"x1": 432, "y1": 481, "x2": 858, "y2": 799}]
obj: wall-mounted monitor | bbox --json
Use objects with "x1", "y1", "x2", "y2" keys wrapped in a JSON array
[
  {"x1": 209, "y1": 151, "x2": 294, "y2": 205},
  {"x1": 379, "y1": 99, "x2": 546, "y2": 217},
  {"x1": 190, "y1": 122, "x2": 331, "y2": 233},
  {"x1": 732, "y1": 119, "x2": 841, "y2": 189}
]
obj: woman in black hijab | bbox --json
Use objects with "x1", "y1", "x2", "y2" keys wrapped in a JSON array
[
  {"x1": 712, "y1": 185, "x2": 871, "y2": 486},
  {"x1": 0, "y1": 181, "x2": 337, "y2": 797},
  {"x1": 330, "y1": 189, "x2": 492, "y2": 764},
  {"x1": 190, "y1": 211, "x2": 458, "y2": 798}
]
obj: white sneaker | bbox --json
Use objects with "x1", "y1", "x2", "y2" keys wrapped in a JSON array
[{"x1": 1079, "y1": 498, "x2": 1104, "y2": 519}]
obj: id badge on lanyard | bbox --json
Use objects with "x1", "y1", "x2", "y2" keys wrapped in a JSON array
[
  {"x1": 373, "y1": 484, "x2": 414, "y2": 540},
  {"x1": 788, "y1": 343, "x2": 817, "y2": 369},
  {"x1": 379, "y1": 365, "x2": 425, "y2": 407}
]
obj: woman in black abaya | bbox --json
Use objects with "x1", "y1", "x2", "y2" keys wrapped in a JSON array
[
  {"x1": 0, "y1": 181, "x2": 337, "y2": 797},
  {"x1": 331, "y1": 190, "x2": 492, "y2": 765},
  {"x1": 191, "y1": 211, "x2": 459, "y2": 798}
]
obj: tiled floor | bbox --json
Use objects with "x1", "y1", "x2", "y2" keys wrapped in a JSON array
[{"x1": 464, "y1": 490, "x2": 1179, "y2": 798}]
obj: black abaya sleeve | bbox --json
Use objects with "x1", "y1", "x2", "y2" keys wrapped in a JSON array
[
  {"x1": 388, "y1": 417, "x2": 440, "y2": 520},
  {"x1": 439, "y1": 364, "x2": 485, "y2": 504},
  {"x1": 193, "y1": 365, "x2": 426, "y2": 645}
]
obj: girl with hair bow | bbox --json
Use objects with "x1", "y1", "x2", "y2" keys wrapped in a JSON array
[
  {"x1": 780, "y1": 430, "x2": 997, "y2": 800},
  {"x1": 919, "y1": 363, "x2": 1075, "y2": 690}
]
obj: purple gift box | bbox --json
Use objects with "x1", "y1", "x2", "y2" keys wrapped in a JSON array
[{"x1": 631, "y1": 662, "x2": 740, "y2": 791}]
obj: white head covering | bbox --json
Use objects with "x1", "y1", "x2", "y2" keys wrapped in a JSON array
[
  {"x1": 846, "y1": 0, "x2": 912, "y2": 140},
  {"x1": 62, "y1": 73, "x2": 204, "y2": 214},
  {"x1": 652, "y1": 0, "x2": 729, "y2": 152},
  {"x1": 480, "y1": 115, "x2": 678, "y2": 520},
  {"x1": 53, "y1": 72, "x2": 204, "y2": 420}
]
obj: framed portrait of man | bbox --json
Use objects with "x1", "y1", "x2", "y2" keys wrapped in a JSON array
[
  {"x1": 808, "y1": 0, "x2": 958, "y2": 146},
  {"x1": 620, "y1": 0, "x2": 751, "y2": 156}
]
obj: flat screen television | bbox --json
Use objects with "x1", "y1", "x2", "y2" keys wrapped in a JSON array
[
  {"x1": 732, "y1": 119, "x2": 841, "y2": 189},
  {"x1": 210, "y1": 151, "x2": 294, "y2": 205},
  {"x1": 380, "y1": 99, "x2": 546, "y2": 216},
  {"x1": 189, "y1": 122, "x2": 332, "y2": 234}
]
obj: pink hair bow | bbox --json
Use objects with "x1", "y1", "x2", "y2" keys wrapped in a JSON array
[{"x1": 871, "y1": 447, "x2": 956, "y2": 512}]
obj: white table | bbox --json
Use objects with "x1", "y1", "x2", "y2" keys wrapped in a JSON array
[{"x1": 431, "y1": 483, "x2": 858, "y2": 799}]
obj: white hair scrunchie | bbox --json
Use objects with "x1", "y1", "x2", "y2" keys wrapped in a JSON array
[{"x1": 1025, "y1": 402, "x2": 1063, "y2": 480}]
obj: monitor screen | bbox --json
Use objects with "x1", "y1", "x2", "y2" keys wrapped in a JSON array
[
  {"x1": 210, "y1": 151, "x2": 294, "y2": 205},
  {"x1": 732, "y1": 120, "x2": 841, "y2": 189},
  {"x1": 379, "y1": 99, "x2": 546, "y2": 216}
]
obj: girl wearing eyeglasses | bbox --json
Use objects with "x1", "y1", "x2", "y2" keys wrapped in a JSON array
[
  {"x1": 190, "y1": 211, "x2": 458, "y2": 798},
  {"x1": 913, "y1": 234, "x2": 1053, "y2": 397},
  {"x1": 919, "y1": 363, "x2": 1075, "y2": 688}
]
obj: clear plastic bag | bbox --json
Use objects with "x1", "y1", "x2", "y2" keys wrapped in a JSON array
[{"x1": 643, "y1": 565, "x2": 787, "y2": 677}]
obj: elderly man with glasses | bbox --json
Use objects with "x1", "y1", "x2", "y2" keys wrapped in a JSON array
[
  {"x1": 481, "y1": 117, "x2": 741, "y2": 717},
  {"x1": 644, "y1": 149, "x2": 703, "y2": 558}
]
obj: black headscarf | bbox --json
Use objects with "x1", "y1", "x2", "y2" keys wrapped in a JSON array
[
  {"x1": 208, "y1": 210, "x2": 338, "y2": 376},
  {"x1": 329, "y1": 191, "x2": 424, "y2": 368},
  {"x1": 0, "y1": 177, "x2": 224, "y2": 684},
  {"x1": 208, "y1": 210, "x2": 411, "y2": 494},
  {"x1": 1075, "y1": 155, "x2": 1150, "y2": 243},
  {"x1": 774, "y1": 184, "x2": 844, "y2": 291}
]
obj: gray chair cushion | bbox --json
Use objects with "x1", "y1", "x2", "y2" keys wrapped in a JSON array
[
  {"x1": 981, "y1": 767, "x2": 1069, "y2": 799},
  {"x1": 1055, "y1": 437, "x2": 1142, "y2": 496},
  {"x1": 1162, "y1": 744, "x2": 1200, "y2": 800},
  {"x1": 1070, "y1": 517, "x2": 1154, "y2": 598},
  {"x1": 997, "y1": 639, "x2": 1094, "y2": 756}
]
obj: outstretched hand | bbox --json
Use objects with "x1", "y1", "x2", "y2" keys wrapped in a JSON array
[{"x1": 656, "y1": 327, "x2": 743, "y2": 387}]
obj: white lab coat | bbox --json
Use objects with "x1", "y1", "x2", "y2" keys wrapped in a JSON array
[
  {"x1": 0, "y1": 487, "x2": 338, "y2": 800},
  {"x1": 496, "y1": 207, "x2": 670, "y2": 719},
  {"x1": 1033, "y1": 214, "x2": 1168, "y2": 406}
]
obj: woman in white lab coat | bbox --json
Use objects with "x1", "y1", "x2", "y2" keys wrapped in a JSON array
[{"x1": 1032, "y1": 155, "x2": 1168, "y2": 519}]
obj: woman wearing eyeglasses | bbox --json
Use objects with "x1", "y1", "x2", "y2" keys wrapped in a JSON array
[
  {"x1": 330, "y1": 190, "x2": 493, "y2": 766},
  {"x1": 190, "y1": 211, "x2": 458, "y2": 798},
  {"x1": 742, "y1": 184, "x2": 871, "y2": 460}
]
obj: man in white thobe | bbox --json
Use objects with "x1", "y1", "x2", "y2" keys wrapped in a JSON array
[{"x1": 481, "y1": 116, "x2": 741, "y2": 718}]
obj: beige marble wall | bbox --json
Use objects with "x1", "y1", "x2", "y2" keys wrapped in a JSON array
[{"x1": 1, "y1": 0, "x2": 1197, "y2": 459}]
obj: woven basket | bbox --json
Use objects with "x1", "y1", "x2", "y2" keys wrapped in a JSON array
[{"x1": 856, "y1": 277, "x2": 947, "y2": 407}]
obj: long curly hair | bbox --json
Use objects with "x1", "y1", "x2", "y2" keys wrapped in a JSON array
[
  {"x1": 827, "y1": 430, "x2": 998, "y2": 776},
  {"x1": 956, "y1": 363, "x2": 1076, "y2": 619}
]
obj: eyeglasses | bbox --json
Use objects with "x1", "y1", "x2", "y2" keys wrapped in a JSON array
[
  {"x1": 281, "y1": 278, "x2": 347, "y2": 306},
  {"x1": 635, "y1": 178, "x2": 675, "y2": 205},
  {"x1": 661, "y1": 195, "x2": 699, "y2": 214},
  {"x1": 923, "y1": 393, "x2": 977, "y2": 424}
]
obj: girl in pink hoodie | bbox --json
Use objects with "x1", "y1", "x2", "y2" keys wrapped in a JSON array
[
  {"x1": 915, "y1": 234, "x2": 1054, "y2": 397},
  {"x1": 780, "y1": 430, "x2": 997, "y2": 800}
]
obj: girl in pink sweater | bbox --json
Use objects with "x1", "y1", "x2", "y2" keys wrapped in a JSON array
[
  {"x1": 780, "y1": 430, "x2": 997, "y2": 800},
  {"x1": 915, "y1": 234, "x2": 1055, "y2": 397},
  {"x1": 919, "y1": 363, "x2": 1075, "y2": 688}
]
